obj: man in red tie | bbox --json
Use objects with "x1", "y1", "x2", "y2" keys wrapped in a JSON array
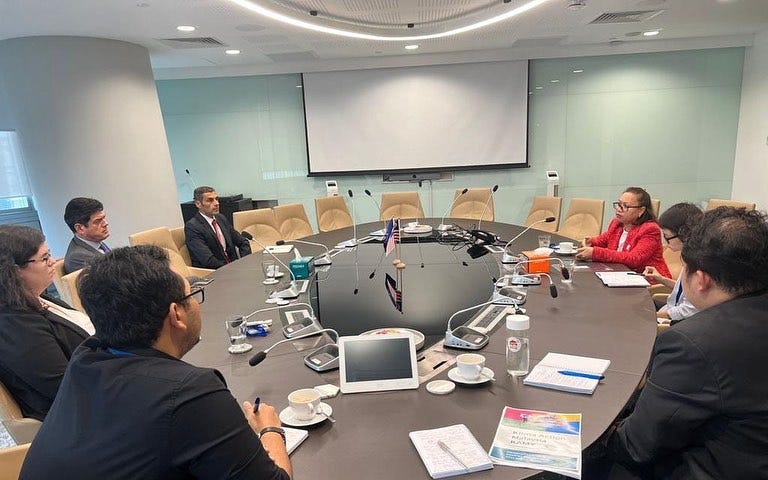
[{"x1": 185, "y1": 186, "x2": 251, "y2": 269}]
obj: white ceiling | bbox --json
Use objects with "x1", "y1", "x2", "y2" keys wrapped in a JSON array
[{"x1": 1, "y1": 0, "x2": 767, "y2": 79}]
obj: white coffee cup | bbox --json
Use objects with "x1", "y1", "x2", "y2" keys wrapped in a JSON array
[
  {"x1": 558, "y1": 241, "x2": 575, "y2": 253},
  {"x1": 408, "y1": 221, "x2": 419, "y2": 228},
  {"x1": 456, "y1": 353, "x2": 485, "y2": 381},
  {"x1": 288, "y1": 388, "x2": 322, "y2": 421}
]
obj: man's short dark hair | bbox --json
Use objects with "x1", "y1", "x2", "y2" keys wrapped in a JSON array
[
  {"x1": 659, "y1": 202, "x2": 703, "y2": 242},
  {"x1": 78, "y1": 245, "x2": 187, "y2": 348},
  {"x1": 64, "y1": 197, "x2": 104, "y2": 233},
  {"x1": 682, "y1": 207, "x2": 768, "y2": 296},
  {"x1": 193, "y1": 186, "x2": 215, "y2": 203}
]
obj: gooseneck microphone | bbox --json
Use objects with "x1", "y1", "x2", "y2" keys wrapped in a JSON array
[
  {"x1": 501, "y1": 216, "x2": 557, "y2": 263},
  {"x1": 438, "y1": 188, "x2": 469, "y2": 232},
  {"x1": 504, "y1": 272, "x2": 559, "y2": 298},
  {"x1": 476, "y1": 185, "x2": 499, "y2": 232},
  {"x1": 364, "y1": 189, "x2": 382, "y2": 216},
  {"x1": 185, "y1": 168, "x2": 198, "y2": 189},
  {"x1": 247, "y1": 233, "x2": 299, "y2": 299},
  {"x1": 248, "y1": 328, "x2": 339, "y2": 368},
  {"x1": 342, "y1": 189, "x2": 358, "y2": 247},
  {"x1": 277, "y1": 239, "x2": 332, "y2": 266},
  {"x1": 243, "y1": 302, "x2": 316, "y2": 322}
]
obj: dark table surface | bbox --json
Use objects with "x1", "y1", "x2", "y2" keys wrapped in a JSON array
[{"x1": 184, "y1": 219, "x2": 657, "y2": 479}]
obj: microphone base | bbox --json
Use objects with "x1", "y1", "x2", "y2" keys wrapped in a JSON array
[
  {"x1": 437, "y1": 224, "x2": 452, "y2": 231},
  {"x1": 336, "y1": 238, "x2": 358, "y2": 248},
  {"x1": 444, "y1": 327, "x2": 489, "y2": 350},
  {"x1": 313, "y1": 254, "x2": 332, "y2": 266},
  {"x1": 501, "y1": 253, "x2": 521, "y2": 264},
  {"x1": 271, "y1": 282, "x2": 300, "y2": 299},
  {"x1": 304, "y1": 344, "x2": 339, "y2": 372},
  {"x1": 228, "y1": 343, "x2": 253, "y2": 354}
]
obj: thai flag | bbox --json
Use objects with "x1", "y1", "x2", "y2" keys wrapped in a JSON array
[
  {"x1": 383, "y1": 218, "x2": 399, "y2": 256},
  {"x1": 385, "y1": 273, "x2": 403, "y2": 312}
]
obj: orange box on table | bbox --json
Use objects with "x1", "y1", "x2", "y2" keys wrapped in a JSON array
[{"x1": 520, "y1": 250, "x2": 550, "y2": 274}]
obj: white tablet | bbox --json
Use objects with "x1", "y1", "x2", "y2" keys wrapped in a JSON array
[{"x1": 338, "y1": 333, "x2": 419, "y2": 394}]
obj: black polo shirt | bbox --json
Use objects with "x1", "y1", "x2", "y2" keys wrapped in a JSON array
[{"x1": 21, "y1": 337, "x2": 289, "y2": 480}]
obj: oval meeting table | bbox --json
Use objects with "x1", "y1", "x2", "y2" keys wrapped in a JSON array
[{"x1": 184, "y1": 219, "x2": 657, "y2": 480}]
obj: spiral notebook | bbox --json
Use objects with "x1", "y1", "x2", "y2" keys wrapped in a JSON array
[{"x1": 523, "y1": 353, "x2": 610, "y2": 395}]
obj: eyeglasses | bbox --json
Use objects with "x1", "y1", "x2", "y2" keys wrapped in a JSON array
[
  {"x1": 24, "y1": 251, "x2": 53, "y2": 265},
  {"x1": 612, "y1": 202, "x2": 644, "y2": 212},
  {"x1": 663, "y1": 233, "x2": 679, "y2": 243},
  {"x1": 179, "y1": 287, "x2": 205, "y2": 304}
]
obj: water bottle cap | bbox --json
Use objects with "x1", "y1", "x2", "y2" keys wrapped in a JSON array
[{"x1": 506, "y1": 314, "x2": 529, "y2": 330}]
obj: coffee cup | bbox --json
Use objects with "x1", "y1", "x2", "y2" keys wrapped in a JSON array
[
  {"x1": 456, "y1": 353, "x2": 485, "y2": 381},
  {"x1": 288, "y1": 388, "x2": 322, "y2": 421},
  {"x1": 408, "y1": 221, "x2": 419, "y2": 228},
  {"x1": 558, "y1": 242, "x2": 575, "y2": 253}
]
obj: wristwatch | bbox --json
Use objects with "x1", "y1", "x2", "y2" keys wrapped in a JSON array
[{"x1": 259, "y1": 426, "x2": 286, "y2": 445}]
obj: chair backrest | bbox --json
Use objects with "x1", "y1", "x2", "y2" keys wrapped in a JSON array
[
  {"x1": 315, "y1": 196, "x2": 353, "y2": 232},
  {"x1": 51, "y1": 259, "x2": 74, "y2": 307},
  {"x1": 524, "y1": 196, "x2": 562, "y2": 232},
  {"x1": 557, "y1": 198, "x2": 605, "y2": 241},
  {"x1": 233, "y1": 209, "x2": 283, "y2": 249},
  {"x1": 273, "y1": 204, "x2": 314, "y2": 240},
  {"x1": 0, "y1": 443, "x2": 30, "y2": 480},
  {"x1": 169, "y1": 227, "x2": 193, "y2": 266},
  {"x1": 663, "y1": 246, "x2": 683, "y2": 280},
  {"x1": 449, "y1": 188, "x2": 494, "y2": 221},
  {"x1": 705, "y1": 198, "x2": 756, "y2": 211},
  {"x1": 128, "y1": 227, "x2": 178, "y2": 252},
  {"x1": 380, "y1": 192, "x2": 425, "y2": 220},
  {"x1": 0, "y1": 380, "x2": 23, "y2": 422},
  {"x1": 61, "y1": 269, "x2": 84, "y2": 312},
  {"x1": 650, "y1": 199, "x2": 661, "y2": 219}
]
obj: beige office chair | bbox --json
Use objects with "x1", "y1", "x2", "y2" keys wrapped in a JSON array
[
  {"x1": 60, "y1": 269, "x2": 84, "y2": 312},
  {"x1": 0, "y1": 380, "x2": 41, "y2": 449},
  {"x1": 705, "y1": 198, "x2": 756, "y2": 211},
  {"x1": 380, "y1": 192, "x2": 425, "y2": 221},
  {"x1": 129, "y1": 227, "x2": 213, "y2": 277},
  {"x1": 649, "y1": 246, "x2": 683, "y2": 297},
  {"x1": 0, "y1": 443, "x2": 30, "y2": 480},
  {"x1": 169, "y1": 226, "x2": 193, "y2": 266},
  {"x1": 650, "y1": 199, "x2": 661, "y2": 219},
  {"x1": 51, "y1": 259, "x2": 74, "y2": 307},
  {"x1": 449, "y1": 188, "x2": 494, "y2": 221},
  {"x1": 556, "y1": 198, "x2": 605, "y2": 241},
  {"x1": 274, "y1": 204, "x2": 314, "y2": 240},
  {"x1": 233, "y1": 208, "x2": 283, "y2": 251},
  {"x1": 315, "y1": 196, "x2": 353, "y2": 233},
  {"x1": 524, "y1": 196, "x2": 562, "y2": 232}
]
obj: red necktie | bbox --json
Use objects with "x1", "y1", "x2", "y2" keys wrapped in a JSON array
[{"x1": 211, "y1": 218, "x2": 231, "y2": 264}]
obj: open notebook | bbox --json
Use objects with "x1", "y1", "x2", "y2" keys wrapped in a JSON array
[
  {"x1": 409, "y1": 424, "x2": 493, "y2": 479},
  {"x1": 523, "y1": 353, "x2": 610, "y2": 395}
]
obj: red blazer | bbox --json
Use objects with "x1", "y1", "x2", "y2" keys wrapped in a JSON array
[{"x1": 590, "y1": 219, "x2": 671, "y2": 277}]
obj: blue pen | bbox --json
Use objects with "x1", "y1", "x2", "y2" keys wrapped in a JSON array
[
  {"x1": 558, "y1": 370, "x2": 605, "y2": 380},
  {"x1": 253, "y1": 397, "x2": 261, "y2": 414}
]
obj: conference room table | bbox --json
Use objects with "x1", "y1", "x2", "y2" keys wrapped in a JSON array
[{"x1": 184, "y1": 219, "x2": 658, "y2": 479}]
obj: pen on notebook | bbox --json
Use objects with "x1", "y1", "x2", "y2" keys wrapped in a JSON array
[
  {"x1": 437, "y1": 440, "x2": 469, "y2": 471},
  {"x1": 558, "y1": 370, "x2": 605, "y2": 380},
  {"x1": 253, "y1": 397, "x2": 261, "y2": 414}
]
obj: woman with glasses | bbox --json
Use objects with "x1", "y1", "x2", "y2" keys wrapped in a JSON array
[
  {"x1": 0, "y1": 225, "x2": 93, "y2": 420},
  {"x1": 576, "y1": 187, "x2": 671, "y2": 278},
  {"x1": 643, "y1": 203, "x2": 703, "y2": 324}
]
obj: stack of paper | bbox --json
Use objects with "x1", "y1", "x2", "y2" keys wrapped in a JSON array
[
  {"x1": 523, "y1": 353, "x2": 610, "y2": 395},
  {"x1": 594, "y1": 271, "x2": 650, "y2": 287},
  {"x1": 409, "y1": 424, "x2": 493, "y2": 478},
  {"x1": 284, "y1": 427, "x2": 309, "y2": 455}
]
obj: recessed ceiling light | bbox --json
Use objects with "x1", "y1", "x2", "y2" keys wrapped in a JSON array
[
  {"x1": 225, "y1": 0, "x2": 552, "y2": 41},
  {"x1": 535, "y1": 86, "x2": 543, "y2": 90},
  {"x1": 643, "y1": 30, "x2": 660, "y2": 36},
  {"x1": 176, "y1": 25, "x2": 196, "y2": 32},
  {"x1": 550, "y1": 79, "x2": 559, "y2": 83},
  {"x1": 405, "y1": 44, "x2": 419, "y2": 50},
  {"x1": 296, "y1": 85, "x2": 303, "y2": 88},
  {"x1": 225, "y1": 49, "x2": 241, "y2": 55},
  {"x1": 572, "y1": 69, "x2": 584, "y2": 73}
]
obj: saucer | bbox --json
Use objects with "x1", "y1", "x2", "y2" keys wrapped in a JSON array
[
  {"x1": 554, "y1": 249, "x2": 576, "y2": 256},
  {"x1": 447, "y1": 367, "x2": 495, "y2": 385},
  {"x1": 279, "y1": 402, "x2": 333, "y2": 427},
  {"x1": 273, "y1": 272, "x2": 285, "y2": 278}
]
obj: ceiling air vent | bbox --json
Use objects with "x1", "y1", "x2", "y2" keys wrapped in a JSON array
[
  {"x1": 156, "y1": 37, "x2": 227, "y2": 49},
  {"x1": 589, "y1": 10, "x2": 664, "y2": 24}
]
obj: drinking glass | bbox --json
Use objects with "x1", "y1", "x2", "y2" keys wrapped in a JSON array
[
  {"x1": 262, "y1": 259, "x2": 279, "y2": 285},
  {"x1": 561, "y1": 257, "x2": 575, "y2": 284},
  {"x1": 538, "y1": 234, "x2": 551, "y2": 248},
  {"x1": 225, "y1": 316, "x2": 252, "y2": 354}
]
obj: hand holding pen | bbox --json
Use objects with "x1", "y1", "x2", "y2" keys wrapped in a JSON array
[{"x1": 242, "y1": 397, "x2": 281, "y2": 433}]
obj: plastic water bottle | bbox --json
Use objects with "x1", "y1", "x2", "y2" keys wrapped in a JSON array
[{"x1": 506, "y1": 314, "x2": 530, "y2": 376}]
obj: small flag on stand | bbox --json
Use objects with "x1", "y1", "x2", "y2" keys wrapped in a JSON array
[
  {"x1": 383, "y1": 217, "x2": 400, "y2": 256},
  {"x1": 384, "y1": 273, "x2": 403, "y2": 313}
]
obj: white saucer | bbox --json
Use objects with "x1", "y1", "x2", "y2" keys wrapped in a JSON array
[
  {"x1": 262, "y1": 278, "x2": 279, "y2": 285},
  {"x1": 403, "y1": 225, "x2": 433, "y2": 234},
  {"x1": 554, "y1": 249, "x2": 576, "y2": 256},
  {"x1": 279, "y1": 402, "x2": 333, "y2": 427},
  {"x1": 447, "y1": 367, "x2": 495, "y2": 385},
  {"x1": 227, "y1": 343, "x2": 253, "y2": 354},
  {"x1": 273, "y1": 272, "x2": 285, "y2": 278}
]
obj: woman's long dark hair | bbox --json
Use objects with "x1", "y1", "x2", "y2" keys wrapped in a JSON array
[
  {"x1": 625, "y1": 187, "x2": 656, "y2": 224},
  {"x1": 0, "y1": 225, "x2": 46, "y2": 312}
]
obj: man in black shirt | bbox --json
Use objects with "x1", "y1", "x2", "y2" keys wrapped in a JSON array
[{"x1": 21, "y1": 245, "x2": 291, "y2": 480}]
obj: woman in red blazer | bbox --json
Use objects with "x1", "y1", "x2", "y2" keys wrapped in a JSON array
[{"x1": 576, "y1": 187, "x2": 671, "y2": 277}]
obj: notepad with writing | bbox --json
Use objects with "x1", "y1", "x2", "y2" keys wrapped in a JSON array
[
  {"x1": 284, "y1": 427, "x2": 309, "y2": 455},
  {"x1": 409, "y1": 424, "x2": 493, "y2": 478},
  {"x1": 523, "y1": 353, "x2": 611, "y2": 395},
  {"x1": 594, "y1": 271, "x2": 650, "y2": 287}
]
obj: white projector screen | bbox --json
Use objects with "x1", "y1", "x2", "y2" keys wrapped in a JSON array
[{"x1": 303, "y1": 61, "x2": 529, "y2": 175}]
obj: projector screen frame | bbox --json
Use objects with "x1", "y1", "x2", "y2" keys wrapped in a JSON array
[{"x1": 301, "y1": 60, "x2": 531, "y2": 177}]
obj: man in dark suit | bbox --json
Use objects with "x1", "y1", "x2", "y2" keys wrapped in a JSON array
[
  {"x1": 185, "y1": 186, "x2": 251, "y2": 269},
  {"x1": 601, "y1": 207, "x2": 768, "y2": 479},
  {"x1": 63, "y1": 197, "x2": 111, "y2": 274}
]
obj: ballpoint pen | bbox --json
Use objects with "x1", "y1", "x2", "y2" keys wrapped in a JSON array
[
  {"x1": 558, "y1": 370, "x2": 605, "y2": 380},
  {"x1": 253, "y1": 397, "x2": 261, "y2": 414},
  {"x1": 437, "y1": 440, "x2": 469, "y2": 471}
]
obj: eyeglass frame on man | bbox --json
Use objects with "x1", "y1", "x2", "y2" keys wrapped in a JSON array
[
  {"x1": 178, "y1": 287, "x2": 205, "y2": 305},
  {"x1": 612, "y1": 201, "x2": 645, "y2": 212}
]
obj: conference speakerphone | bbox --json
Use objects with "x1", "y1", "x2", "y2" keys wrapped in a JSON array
[{"x1": 304, "y1": 344, "x2": 339, "y2": 372}]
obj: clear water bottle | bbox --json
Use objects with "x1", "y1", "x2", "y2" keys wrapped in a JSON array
[{"x1": 506, "y1": 314, "x2": 530, "y2": 376}]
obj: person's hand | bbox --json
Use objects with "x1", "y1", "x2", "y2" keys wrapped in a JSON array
[
  {"x1": 576, "y1": 246, "x2": 593, "y2": 261},
  {"x1": 643, "y1": 266, "x2": 660, "y2": 281},
  {"x1": 242, "y1": 400, "x2": 281, "y2": 433},
  {"x1": 583, "y1": 236, "x2": 593, "y2": 247}
]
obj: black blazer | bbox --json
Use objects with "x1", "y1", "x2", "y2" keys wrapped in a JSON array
[
  {"x1": 0, "y1": 302, "x2": 89, "y2": 421},
  {"x1": 184, "y1": 213, "x2": 251, "y2": 269}
]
